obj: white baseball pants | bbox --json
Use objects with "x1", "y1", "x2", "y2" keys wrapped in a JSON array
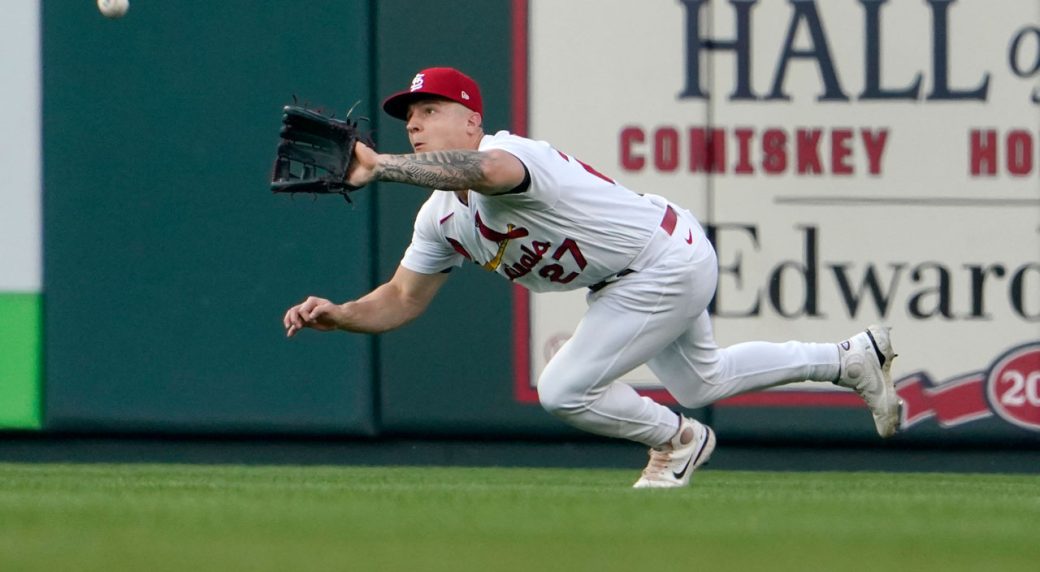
[{"x1": 536, "y1": 205, "x2": 840, "y2": 447}]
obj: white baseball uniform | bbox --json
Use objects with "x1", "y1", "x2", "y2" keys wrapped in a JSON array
[{"x1": 401, "y1": 131, "x2": 839, "y2": 447}]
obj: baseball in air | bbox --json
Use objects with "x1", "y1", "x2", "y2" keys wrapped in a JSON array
[{"x1": 97, "y1": 0, "x2": 129, "y2": 19}]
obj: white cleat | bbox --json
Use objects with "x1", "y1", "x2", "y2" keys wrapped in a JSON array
[
  {"x1": 836, "y1": 325, "x2": 902, "y2": 438},
  {"x1": 632, "y1": 416, "x2": 715, "y2": 489}
]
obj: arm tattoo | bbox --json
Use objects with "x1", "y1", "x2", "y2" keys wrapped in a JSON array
[{"x1": 377, "y1": 151, "x2": 489, "y2": 190}]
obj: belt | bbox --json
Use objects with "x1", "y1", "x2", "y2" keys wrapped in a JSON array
[
  {"x1": 588, "y1": 268, "x2": 636, "y2": 293},
  {"x1": 588, "y1": 205, "x2": 678, "y2": 293}
]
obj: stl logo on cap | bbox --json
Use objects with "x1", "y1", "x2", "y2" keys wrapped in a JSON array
[
  {"x1": 410, "y1": 73, "x2": 425, "y2": 92},
  {"x1": 461, "y1": 90, "x2": 470, "y2": 100}
]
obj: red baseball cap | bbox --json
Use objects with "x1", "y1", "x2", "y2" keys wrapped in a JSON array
[{"x1": 382, "y1": 67, "x2": 484, "y2": 121}]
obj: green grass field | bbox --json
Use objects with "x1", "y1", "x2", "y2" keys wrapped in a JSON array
[{"x1": 0, "y1": 464, "x2": 1036, "y2": 572}]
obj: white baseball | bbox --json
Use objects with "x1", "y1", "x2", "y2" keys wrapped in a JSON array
[{"x1": 97, "y1": 0, "x2": 129, "y2": 19}]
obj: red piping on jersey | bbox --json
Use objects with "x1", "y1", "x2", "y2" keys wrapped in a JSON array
[
  {"x1": 660, "y1": 205, "x2": 678, "y2": 236},
  {"x1": 439, "y1": 212, "x2": 455, "y2": 225}
]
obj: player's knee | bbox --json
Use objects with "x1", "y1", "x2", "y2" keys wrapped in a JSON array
[
  {"x1": 674, "y1": 394, "x2": 713, "y2": 409},
  {"x1": 536, "y1": 375, "x2": 585, "y2": 418},
  {"x1": 536, "y1": 381, "x2": 569, "y2": 417},
  {"x1": 694, "y1": 359, "x2": 726, "y2": 386},
  {"x1": 670, "y1": 363, "x2": 726, "y2": 409}
]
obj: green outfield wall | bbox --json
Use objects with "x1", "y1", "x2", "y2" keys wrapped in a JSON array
[{"x1": 41, "y1": 0, "x2": 378, "y2": 434}]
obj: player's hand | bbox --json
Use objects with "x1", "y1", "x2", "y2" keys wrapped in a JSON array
[
  {"x1": 346, "y1": 140, "x2": 379, "y2": 189},
  {"x1": 283, "y1": 296, "x2": 346, "y2": 338}
]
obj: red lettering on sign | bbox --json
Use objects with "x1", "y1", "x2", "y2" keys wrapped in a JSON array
[
  {"x1": 617, "y1": 125, "x2": 899, "y2": 176},
  {"x1": 654, "y1": 127, "x2": 680, "y2": 172},
  {"x1": 689, "y1": 128, "x2": 726, "y2": 173},
  {"x1": 734, "y1": 128, "x2": 755, "y2": 174},
  {"x1": 762, "y1": 129, "x2": 787, "y2": 174},
  {"x1": 861, "y1": 128, "x2": 888, "y2": 175},
  {"x1": 796, "y1": 129, "x2": 823, "y2": 174},
  {"x1": 970, "y1": 129, "x2": 998, "y2": 175},
  {"x1": 831, "y1": 129, "x2": 854, "y2": 175},
  {"x1": 620, "y1": 126, "x2": 645, "y2": 171},
  {"x1": 1007, "y1": 130, "x2": 1034, "y2": 176}
]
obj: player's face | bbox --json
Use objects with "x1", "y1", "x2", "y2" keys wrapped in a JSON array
[{"x1": 405, "y1": 99, "x2": 479, "y2": 153}]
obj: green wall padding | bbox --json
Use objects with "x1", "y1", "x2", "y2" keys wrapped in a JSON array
[{"x1": 42, "y1": 0, "x2": 376, "y2": 434}]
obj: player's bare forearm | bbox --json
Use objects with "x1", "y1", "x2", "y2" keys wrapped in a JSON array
[
  {"x1": 373, "y1": 149, "x2": 524, "y2": 194},
  {"x1": 344, "y1": 267, "x2": 449, "y2": 333},
  {"x1": 284, "y1": 267, "x2": 449, "y2": 337},
  {"x1": 337, "y1": 282, "x2": 429, "y2": 334},
  {"x1": 285, "y1": 286, "x2": 424, "y2": 337}
]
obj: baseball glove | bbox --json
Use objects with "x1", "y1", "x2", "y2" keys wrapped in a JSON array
[{"x1": 271, "y1": 103, "x2": 374, "y2": 202}]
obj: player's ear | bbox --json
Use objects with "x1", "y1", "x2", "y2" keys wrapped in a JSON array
[{"x1": 467, "y1": 111, "x2": 483, "y2": 133}]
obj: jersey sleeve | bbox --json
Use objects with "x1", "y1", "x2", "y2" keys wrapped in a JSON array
[
  {"x1": 400, "y1": 198, "x2": 464, "y2": 274},
  {"x1": 480, "y1": 132, "x2": 561, "y2": 207}
]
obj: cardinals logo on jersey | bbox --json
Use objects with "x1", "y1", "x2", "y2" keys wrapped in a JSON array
[{"x1": 475, "y1": 211, "x2": 529, "y2": 271}]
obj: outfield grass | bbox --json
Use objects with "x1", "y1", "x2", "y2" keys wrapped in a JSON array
[{"x1": 0, "y1": 464, "x2": 1036, "y2": 572}]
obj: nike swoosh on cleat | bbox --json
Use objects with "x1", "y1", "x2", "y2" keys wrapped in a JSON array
[
  {"x1": 864, "y1": 329, "x2": 887, "y2": 367},
  {"x1": 671, "y1": 429, "x2": 709, "y2": 480},
  {"x1": 672, "y1": 456, "x2": 694, "y2": 480}
]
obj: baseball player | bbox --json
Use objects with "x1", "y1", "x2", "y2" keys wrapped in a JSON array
[{"x1": 283, "y1": 67, "x2": 901, "y2": 488}]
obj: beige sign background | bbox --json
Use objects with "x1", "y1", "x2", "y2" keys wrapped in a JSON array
[
  {"x1": 0, "y1": 0, "x2": 41, "y2": 292},
  {"x1": 527, "y1": 0, "x2": 1039, "y2": 393}
]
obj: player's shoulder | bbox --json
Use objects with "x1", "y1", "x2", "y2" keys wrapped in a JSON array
[
  {"x1": 479, "y1": 130, "x2": 552, "y2": 154},
  {"x1": 479, "y1": 131, "x2": 562, "y2": 177},
  {"x1": 480, "y1": 130, "x2": 525, "y2": 146}
]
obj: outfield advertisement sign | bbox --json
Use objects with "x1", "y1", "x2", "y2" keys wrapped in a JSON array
[
  {"x1": 522, "y1": 0, "x2": 1039, "y2": 433},
  {"x1": 0, "y1": 0, "x2": 43, "y2": 428}
]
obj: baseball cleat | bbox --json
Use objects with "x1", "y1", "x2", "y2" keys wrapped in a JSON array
[
  {"x1": 632, "y1": 416, "x2": 715, "y2": 489},
  {"x1": 836, "y1": 325, "x2": 902, "y2": 438}
]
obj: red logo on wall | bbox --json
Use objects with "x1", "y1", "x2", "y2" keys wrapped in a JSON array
[
  {"x1": 985, "y1": 343, "x2": 1040, "y2": 431},
  {"x1": 897, "y1": 341, "x2": 1040, "y2": 432}
]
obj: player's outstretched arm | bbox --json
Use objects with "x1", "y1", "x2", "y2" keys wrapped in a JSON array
[
  {"x1": 284, "y1": 265, "x2": 449, "y2": 337},
  {"x1": 347, "y1": 141, "x2": 526, "y2": 195}
]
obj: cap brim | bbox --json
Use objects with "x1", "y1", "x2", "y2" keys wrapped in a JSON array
[
  {"x1": 382, "y1": 91, "x2": 465, "y2": 121},
  {"x1": 381, "y1": 91, "x2": 431, "y2": 121},
  {"x1": 381, "y1": 90, "x2": 416, "y2": 121}
]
